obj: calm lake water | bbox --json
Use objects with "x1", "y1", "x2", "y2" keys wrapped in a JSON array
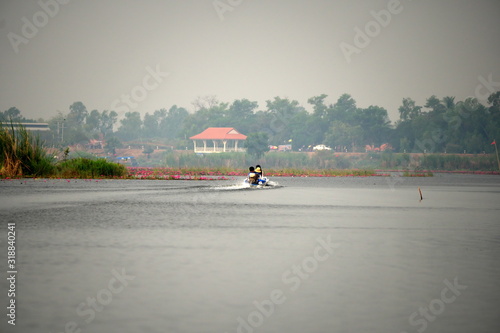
[{"x1": 1, "y1": 174, "x2": 499, "y2": 333}]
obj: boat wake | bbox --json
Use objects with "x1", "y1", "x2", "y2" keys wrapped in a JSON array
[{"x1": 211, "y1": 180, "x2": 282, "y2": 191}]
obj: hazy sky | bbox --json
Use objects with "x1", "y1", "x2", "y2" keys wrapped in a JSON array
[{"x1": 1, "y1": 0, "x2": 499, "y2": 122}]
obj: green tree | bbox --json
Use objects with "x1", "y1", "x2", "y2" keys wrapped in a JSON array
[
  {"x1": 2, "y1": 107, "x2": 22, "y2": 121},
  {"x1": 486, "y1": 91, "x2": 500, "y2": 143},
  {"x1": 356, "y1": 105, "x2": 391, "y2": 146},
  {"x1": 62, "y1": 102, "x2": 89, "y2": 144},
  {"x1": 117, "y1": 112, "x2": 143, "y2": 141},
  {"x1": 159, "y1": 106, "x2": 189, "y2": 139},
  {"x1": 265, "y1": 97, "x2": 306, "y2": 145},
  {"x1": 246, "y1": 132, "x2": 270, "y2": 159},
  {"x1": 226, "y1": 99, "x2": 258, "y2": 135},
  {"x1": 308, "y1": 94, "x2": 330, "y2": 145},
  {"x1": 308, "y1": 94, "x2": 328, "y2": 119},
  {"x1": 398, "y1": 98, "x2": 421, "y2": 121},
  {"x1": 324, "y1": 121, "x2": 362, "y2": 151},
  {"x1": 142, "y1": 112, "x2": 159, "y2": 138},
  {"x1": 442, "y1": 96, "x2": 456, "y2": 110},
  {"x1": 183, "y1": 100, "x2": 229, "y2": 137},
  {"x1": 100, "y1": 110, "x2": 118, "y2": 138},
  {"x1": 86, "y1": 109, "x2": 101, "y2": 136},
  {"x1": 326, "y1": 94, "x2": 357, "y2": 124},
  {"x1": 487, "y1": 91, "x2": 500, "y2": 111},
  {"x1": 68, "y1": 102, "x2": 88, "y2": 126},
  {"x1": 424, "y1": 95, "x2": 446, "y2": 115}
]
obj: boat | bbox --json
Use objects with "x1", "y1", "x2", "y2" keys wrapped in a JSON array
[{"x1": 244, "y1": 176, "x2": 269, "y2": 187}]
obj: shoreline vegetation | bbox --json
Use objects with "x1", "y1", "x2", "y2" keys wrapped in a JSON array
[
  {"x1": 1, "y1": 123, "x2": 499, "y2": 180},
  {"x1": 125, "y1": 167, "x2": 380, "y2": 180},
  {"x1": 0, "y1": 122, "x2": 127, "y2": 179}
]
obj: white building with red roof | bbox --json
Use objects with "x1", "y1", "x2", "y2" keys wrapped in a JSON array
[{"x1": 189, "y1": 127, "x2": 247, "y2": 153}]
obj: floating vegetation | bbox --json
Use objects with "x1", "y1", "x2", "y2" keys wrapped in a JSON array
[{"x1": 402, "y1": 171, "x2": 434, "y2": 177}]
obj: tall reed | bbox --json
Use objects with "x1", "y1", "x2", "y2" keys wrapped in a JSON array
[{"x1": 0, "y1": 122, "x2": 54, "y2": 177}]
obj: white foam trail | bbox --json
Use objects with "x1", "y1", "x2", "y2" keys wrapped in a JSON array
[{"x1": 211, "y1": 180, "x2": 281, "y2": 191}]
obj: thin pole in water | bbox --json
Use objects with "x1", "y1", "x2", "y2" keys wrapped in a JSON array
[{"x1": 418, "y1": 187, "x2": 423, "y2": 202}]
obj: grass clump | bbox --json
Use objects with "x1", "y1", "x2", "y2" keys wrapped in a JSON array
[{"x1": 57, "y1": 158, "x2": 127, "y2": 178}]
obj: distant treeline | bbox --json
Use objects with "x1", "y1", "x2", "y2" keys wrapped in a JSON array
[{"x1": 2, "y1": 91, "x2": 500, "y2": 154}]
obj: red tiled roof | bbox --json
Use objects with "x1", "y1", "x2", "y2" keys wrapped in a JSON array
[{"x1": 189, "y1": 127, "x2": 247, "y2": 140}]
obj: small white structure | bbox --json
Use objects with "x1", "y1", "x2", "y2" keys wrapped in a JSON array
[{"x1": 189, "y1": 127, "x2": 247, "y2": 153}]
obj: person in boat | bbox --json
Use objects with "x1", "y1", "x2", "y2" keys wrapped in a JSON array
[
  {"x1": 247, "y1": 166, "x2": 260, "y2": 185},
  {"x1": 255, "y1": 165, "x2": 263, "y2": 178}
]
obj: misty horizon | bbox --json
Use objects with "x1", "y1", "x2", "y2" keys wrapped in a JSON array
[{"x1": 1, "y1": 0, "x2": 499, "y2": 122}]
